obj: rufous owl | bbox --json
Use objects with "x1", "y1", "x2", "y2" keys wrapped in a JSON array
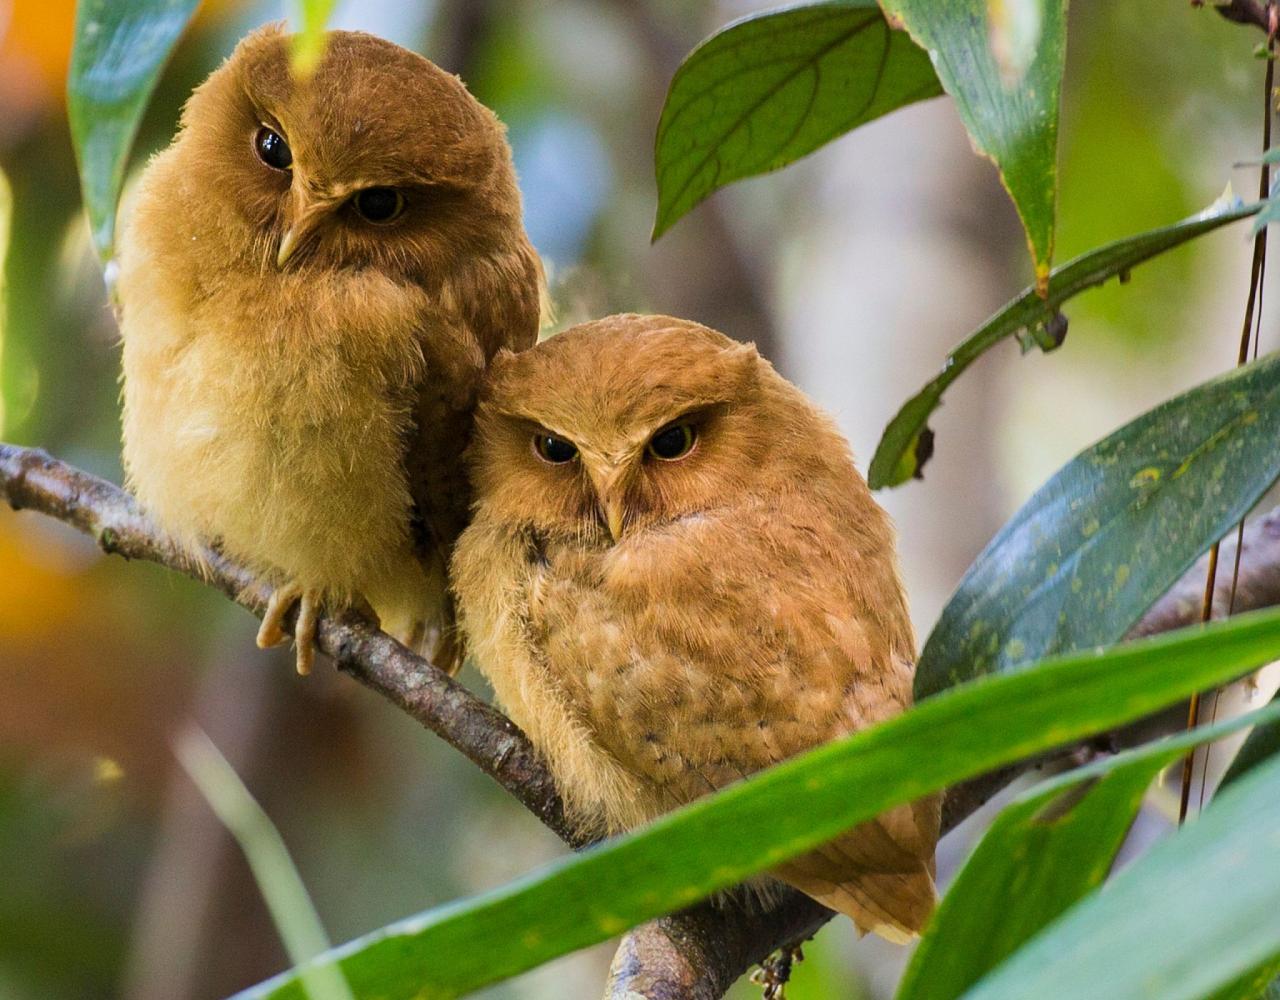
[
  {"x1": 117, "y1": 25, "x2": 543, "y2": 674},
  {"x1": 452, "y1": 314, "x2": 939, "y2": 942}
]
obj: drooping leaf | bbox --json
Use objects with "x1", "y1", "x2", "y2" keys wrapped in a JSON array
[
  {"x1": 652, "y1": 0, "x2": 942, "y2": 239},
  {"x1": 878, "y1": 0, "x2": 1065, "y2": 287},
  {"x1": 915, "y1": 350, "x2": 1280, "y2": 700},
  {"x1": 868, "y1": 196, "x2": 1262, "y2": 489},
  {"x1": 959, "y1": 744, "x2": 1280, "y2": 1000},
  {"x1": 67, "y1": 0, "x2": 202, "y2": 260},
  {"x1": 234, "y1": 610, "x2": 1280, "y2": 1000},
  {"x1": 898, "y1": 702, "x2": 1280, "y2": 1000}
]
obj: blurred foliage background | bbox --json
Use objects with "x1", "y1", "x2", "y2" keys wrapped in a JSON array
[{"x1": 0, "y1": 1, "x2": 1273, "y2": 997}]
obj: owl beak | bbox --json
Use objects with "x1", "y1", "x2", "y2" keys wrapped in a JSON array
[
  {"x1": 276, "y1": 227, "x2": 303, "y2": 268},
  {"x1": 602, "y1": 495, "x2": 626, "y2": 543},
  {"x1": 587, "y1": 462, "x2": 629, "y2": 542},
  {"x1": 276, "y1": 198, "x2": 334, "y2": 268}
]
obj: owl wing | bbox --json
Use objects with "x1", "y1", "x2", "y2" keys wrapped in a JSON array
[
  {"x1": 589, "y1": 501, "x2": 939, "y2": 940},
  {"x1": 401, "y1": 243, "x2": 544, "y2": 672}
]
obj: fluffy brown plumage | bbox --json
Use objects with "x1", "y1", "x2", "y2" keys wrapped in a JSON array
[
  {"x1": 117, "y1": 25, "x2": 543, "y2": 673},
  {"x1": 452, "y1": 314, "x2": 940, "y2": 942}
]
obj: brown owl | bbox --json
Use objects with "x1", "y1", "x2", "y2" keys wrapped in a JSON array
[
  {"x1": 452, "y1": 314, "x2": 939, "y2": 942},
  {"x1": 117, "y1": 25, "x2": 543, "y2": 674}
]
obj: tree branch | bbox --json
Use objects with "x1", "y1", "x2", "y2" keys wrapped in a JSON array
[
  {"x1": 6, "y1": 441, "x2": 1280, "y2": 999},
  {"x1": 1201, "y1": 0, "x2": 1274, "y2": 34},
  {"x1": 0, "y1": 443, "x2": 578, "y2": 846}
]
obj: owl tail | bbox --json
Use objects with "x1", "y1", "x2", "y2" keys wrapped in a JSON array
[
  {"x1": 777, "y1": 860, "x2": 936, "y2": 944},
  {"x1": 772, "y1": 806, "x2": 939, "y2": 944}
]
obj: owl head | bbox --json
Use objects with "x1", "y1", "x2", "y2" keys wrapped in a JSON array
[
  {"x1": 468, "y1": 314, "x2": 862, "y2": 543},
  {"x1": 158, "y1": 24, "x2": 524, "y2": 282}
]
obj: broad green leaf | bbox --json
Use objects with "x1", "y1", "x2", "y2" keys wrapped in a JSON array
[
  {"x1": 898, "y1": 703, "x2": 1280, "y2": 1000},
  {"x1": 68, "y1": 0, "x2": 201, "y2": 259},
  {"x1": 960, "y1": 742, "x2": 1280, "y2": 1000},
  {"x1": 868, "y1": 196, "x2": 1263, "y2": 489},
  {"x1": 234, "y1": 610, "x2": 1280, "y2": 1000},
  {"x1": 289, "y1": 0, "x2": 338, "y2": 77},
  {"x1": 652, "y1": 0, "x2": 942, "y2": 239},
  {"x1": 878, "y1": 0, "x2": 1065, "y2": 287},
  {"x1": 916, "y1": 350, "x2": 1280, "y2": 700}
]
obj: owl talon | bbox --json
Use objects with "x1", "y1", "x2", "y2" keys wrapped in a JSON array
[
  {"x1": 293, "y1": 591, "x2": 318, "y2": 676},
  {"x1": 255, "y1": 584, "x2": 320, "y2": 676},
  {"x1": 256, "y1": 584, "x2": 302, "y2": 649}
]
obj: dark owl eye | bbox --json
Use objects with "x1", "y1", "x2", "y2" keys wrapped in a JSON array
[
  {"x1": 648, "y1": 423, "x2": 697, "y2": 461},
  {"x1": 353, "y1": 187, "x2": 405, "y2": 223},
  {"x1": 254, "y1": 126, "x2": 292, "y2": 170},
  {"x1": 533, "y1": 433, "x2": 578, "y2": 464}
]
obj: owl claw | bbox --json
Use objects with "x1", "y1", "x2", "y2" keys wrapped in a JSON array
[{"x1": 255, "y1": 584, "x2": 320, "y2": 676}]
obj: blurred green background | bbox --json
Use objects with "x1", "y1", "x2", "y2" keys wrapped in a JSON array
[{"x1": 0, "y1": 1, "x2": 1271, "y2": 997}]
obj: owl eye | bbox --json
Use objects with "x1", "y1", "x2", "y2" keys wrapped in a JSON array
[
  {"x1": 533, "y1": 433, "x2": 578, "y2": 464},
  {"x1": 254, "y1": 126, "x2": 292, "y2": 170},
  {"x1": 353, "y1": 187, "x2": 405, "y2": 224},
  {"x1": 647, "y1": 423, "x2": 697, "y2": 461}
]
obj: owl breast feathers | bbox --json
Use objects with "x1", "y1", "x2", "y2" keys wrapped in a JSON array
[
  {"x1": 452, "y1": 313, "x2": 940, "y2": 942},
  {"x1": 116, "y1": 25, "x2": 543, "y2": 673}
]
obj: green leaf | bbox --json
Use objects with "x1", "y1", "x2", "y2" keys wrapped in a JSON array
[
  {"x1": 898, "y1": 702, "x2": 1280, "y2": 1000},
  {"x1": 67, "y1": 0, "x2": 201, "y2": 260},
  {"x1": 234, "y1": 610, "x2": 1280, "y2": 1000},
  {"x1": 652, "y1": 0, "x2": 942, "y2": 239},
  {"x1": 175, "y1": 727, "x2": 353, "y2": 1000},
  {"x1": 959, "y1": 739, "x2": 1280, "y2": 1000},
  {"x1": 868, "y1": 196, "x2": 1262, "y2": 489},
  {"x1": 916, "y1": 350, "x2": 1280, "y2": 699},
  {"x1": 878, "y1": 0, "x2": 1065, "y2": 287}
]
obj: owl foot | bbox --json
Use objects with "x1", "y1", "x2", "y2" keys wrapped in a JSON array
[{"x1": 256, "y1": 584, "x2": 321, "y2": 676}]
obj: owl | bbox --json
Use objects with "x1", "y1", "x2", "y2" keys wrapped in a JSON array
[
  {"x1": 117, "y1": 25, "x2": 543, "y2": 674},
  {"x1": 452, "y1": 314, "x2": 939, "y2": 942}
]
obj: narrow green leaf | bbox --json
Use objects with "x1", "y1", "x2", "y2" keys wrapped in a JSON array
[
  {"x1": 1203, "y1": 955, "x2": 1280, "y2": 1000},
  {"x1": 899, "y1": 703, "x2": 1280, "y2": 1000},
  {"x1": 916, "y1": 350, "x2": 1280, "y2": 699},
  {"x1": 234, "y1": 610, "x2": 1280, "y2": 1000},
  {"x1": 960, "y1": 743, "x2": 1280, "y2": 1000},
  {"x1": 175, "y1": 727, "x2": 353, "y2": 1000},
  {"x1": 67, "y1": 0, "x2": 201, "y2": 260},
  {"x1": 868, "y1": 196, "x2": 1261, "y2": 489},
  {"x1": 652, "y1": 0, "x2": 942, "y2": 239},
  {"x1": 878, "y1": 0, "x2": 1065, "y2": 286}
]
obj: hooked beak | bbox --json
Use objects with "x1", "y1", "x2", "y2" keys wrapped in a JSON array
[
  {"x1": 602, "y1": 495, "x2": 626, "y2": 543},
  {"x1": 276, "y1": 198, "x2": 334, "y2": 268},
  {"x1": 586, "y1": 462, "x2": 630, "y2": 542}
]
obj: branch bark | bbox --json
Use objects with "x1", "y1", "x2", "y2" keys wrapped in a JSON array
[
  {"x1": 1203, "y1": 0, "x2": 1274, "y2": 34},
  {"x1": 0, "y1": 443, "x2": 578, "y2": 847},
  {"x1": 5, "y1": 441, "x2": 1280, "y2": 998}
]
